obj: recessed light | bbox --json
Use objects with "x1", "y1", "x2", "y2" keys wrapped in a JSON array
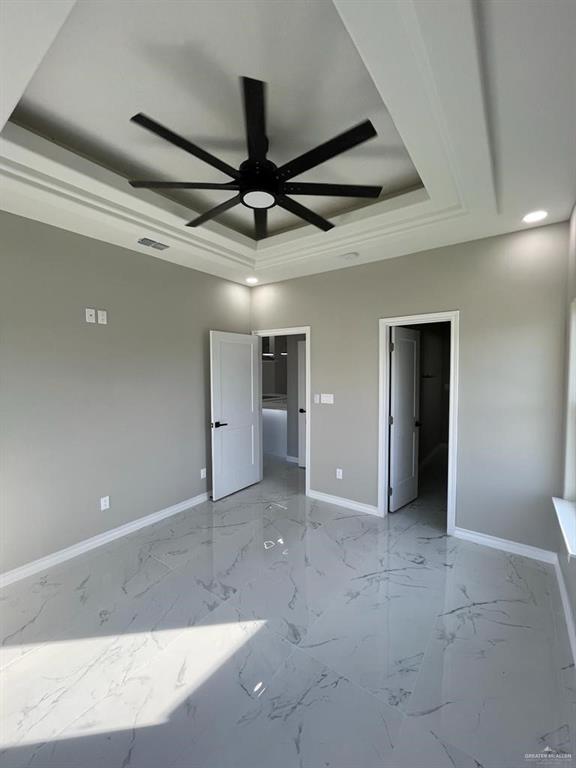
[
  {"x1": 522, "y1": 210, "x2": 548, "y2": 224},
  {"x1": 245, "y1": 276, "x2": 259, "y2": 285}
]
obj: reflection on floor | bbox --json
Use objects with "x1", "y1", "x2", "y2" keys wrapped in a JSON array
[{"x1": 1, "y1": 457, "x2": 574, "y2": 768}]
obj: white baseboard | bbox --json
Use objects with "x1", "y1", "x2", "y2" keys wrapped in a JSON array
[
  {"x1": 453, "y1": 526, "x2": 575, "y2": 665},
  {"x1": 0, "y1": 492, "x2": 209, "y2": 589},
  {"x1": 286, "y1": 456, "x2": 299, "y2": 464},
  {"x1": 552, "y1": 497, "x2": 576, "y2": 557},
  {"x1": 307, "y1": 489, "x2": 380, "y2": 517},
  {"x1": 453, "y1": 526, "x2": 557, "y2": 563}
]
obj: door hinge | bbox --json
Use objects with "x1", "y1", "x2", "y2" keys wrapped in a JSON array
[
  {"x1": 389, "y1": 415, "x2": 394, "y2": 426},
  {"x1": 388, "y1": 486, "x2": 393, "y2": 497},
  {"x1": 390, "y1": 342, "x2": 395, "y2": 352}
]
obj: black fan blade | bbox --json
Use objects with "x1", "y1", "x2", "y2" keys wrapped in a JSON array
[
  {"x1": 130, "y1": 181, "x2": 240, "y2": 190},
  {"x1": 277, "y1": 195, "x2": 334, "y2": 232},
  {"x1": 254, "y1": 209, "x2": 267, "y2": 240},
  {"x1": 283, "y1": 182, "x2": 381, "y2": 198},
  {"x1": 131, "y1": 113, "x2": 239, "y2": 179},
  {"x1": 242, "y1": 77, "x2": 268, "y2": 161},
  {"x1": 242, "y1": 77, "x2": 268, "y2": 160},
  {"x1": 277, "y1": 120, "x2": 377, "y2": 182},
  {"x1": 186, "y1": 194, "x2": 241, "y2": 227}
]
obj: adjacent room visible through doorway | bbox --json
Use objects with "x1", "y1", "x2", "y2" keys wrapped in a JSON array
[
  {"x1": 379, "y1": 312, "x2": 459, "y2": 533},
  {"x1": 388, "y1": 321, "x2": 451, "y2": 531},
  {"x1": 260, "y1": 332, "x2": 307, "y2": 482}
]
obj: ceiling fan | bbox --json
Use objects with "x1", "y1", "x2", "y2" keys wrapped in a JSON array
[{"x1": 129, "y1": 77, "x2": 382, "y2": 240}]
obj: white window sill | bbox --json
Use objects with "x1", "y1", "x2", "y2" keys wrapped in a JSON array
[{"x1": 553, "y1": 497, "x2": 576, "y2": 559}]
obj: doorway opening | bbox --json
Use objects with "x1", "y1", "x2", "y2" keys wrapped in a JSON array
[
  {"x1": 378, "y1": 312, "x2": 459, "y2": 533},
  {"x1": 253, "y1": 327, "x2": 310, "y2": 495}
]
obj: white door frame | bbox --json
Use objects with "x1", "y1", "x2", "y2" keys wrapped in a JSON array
[
  {"x1": 252, "y1": 327, "x2": 311, "y2": 496},
  {"x1": 378, "y1": 311, "x2": 459, "y2": 533}
]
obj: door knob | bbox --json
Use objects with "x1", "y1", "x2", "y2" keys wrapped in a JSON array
[
  {"x1": 299, "y1": 408, "x2": 306, "y2": 414},
  {"x1": 213, "y1": 421, "x2": 228, "y2": 428}
]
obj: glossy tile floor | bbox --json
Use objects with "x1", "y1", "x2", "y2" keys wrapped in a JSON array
[{"x1": 1, "y1": 457, "x2": 574, "y2": 768}]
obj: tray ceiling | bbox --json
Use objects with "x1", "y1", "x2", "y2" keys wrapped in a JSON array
[
  {"x1": 11, "y1": 0, "x2": 422, "y2": 238},
  {"x1": 1, "y1": 0, "x2": 574, "y2": 285}
]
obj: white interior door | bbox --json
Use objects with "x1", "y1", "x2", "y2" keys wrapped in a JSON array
[
  {"x1": 297, "y1": 340, "x2": 306, "y2": 468},
  {"x1": 389, "y1": 326, "x2": 420, "y2": 512},
  {"x1": 210, "y1": 331, "x2": 262, "y2": 501}
]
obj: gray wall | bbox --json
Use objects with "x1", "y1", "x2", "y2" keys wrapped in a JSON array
[
  {"x1": 1, "y1": 209, "x2": 573, "y2": 582},
  {"x1": 286, "y1": 334, "x2": 305, "y2": 458},
  {"x1": 252, "y1": 223, "x2": 569, "y2": 551},
  {"x1": 0, "y1": 211, "x2": 251, "y2": 572}
]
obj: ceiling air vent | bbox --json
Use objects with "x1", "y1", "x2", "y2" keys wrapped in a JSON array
[{"x1": 138, "y1": 237, "x2": 169, "y2": 251}]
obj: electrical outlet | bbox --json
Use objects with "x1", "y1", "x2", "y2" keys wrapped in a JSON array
[
  {"x1": 336, "y1": 468, "x2": 343, "y2": 480},
  {"x1": 100, "y1": 495, "x2": 110, "y2": 511},
  {"x1": 200, "y1": 467, "x2": 207, "y2": 479},
  {"x1": 85, "y1": 308, "x2": 96, "y2": 324},
  {"x1": 97, "y1": 309, "x2": 108, "y2": 325}
]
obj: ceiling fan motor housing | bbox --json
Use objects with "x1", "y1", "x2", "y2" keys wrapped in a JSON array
[{"x1": 239, "y1": 158, "x2": 278, "y2": 209}]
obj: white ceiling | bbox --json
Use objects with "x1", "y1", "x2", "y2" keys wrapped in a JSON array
[
  {"x1": 476, "y1": 0, "x2": 576, "y2": 220},
  {"x1": 0, "y1": 0, "x2": 75, "y2": 129},
  {"x1": 11, "y1": 0, "x2": 421, "y2": 237},
  {"x1": 1, "y1": 0, "x2": 575, "y2": 285}
]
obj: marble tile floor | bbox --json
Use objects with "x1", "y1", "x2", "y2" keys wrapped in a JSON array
[{"x1": 0, "y1": 456, "x2": 574, "y2": 768}]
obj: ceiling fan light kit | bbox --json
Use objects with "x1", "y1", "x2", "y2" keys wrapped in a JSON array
[
  {"x1": 242, "y1": 189, "x2": 276, "y2": 209},
  {"x1": 129, "y1": 77, "x2": 382, "y2": 240}
]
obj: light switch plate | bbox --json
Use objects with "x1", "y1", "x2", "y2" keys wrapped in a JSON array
[
  {"x1": 336, "y1": 468, "x2": 343, "y2": 480},
  {"x1": 100, "y1": 495, "x2": 110, "y2": 511},
  {"x1": 85, "y1": 308, "x2": 96, "y2": 324},
  {"x1": 97, "y1": 309, "x2": 108, "y2": 325},
  {"x1": 320, "y1": 393, "x2": 334, "y2": 404},
  {"x1": 200, "y1": 468, "x2": 207, "y2": 479}
]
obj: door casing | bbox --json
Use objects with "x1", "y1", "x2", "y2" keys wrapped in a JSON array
[
  {"x1": 297, "y1": 340, "x2": 307, "y2": 468},
  {"x1": 378, "y1": 311, "x2": 459, "y2": 533}
]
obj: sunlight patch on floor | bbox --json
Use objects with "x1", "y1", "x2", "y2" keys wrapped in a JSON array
[{"x1": 2, "y1": 619, "x2": 267, "y2": 748}]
